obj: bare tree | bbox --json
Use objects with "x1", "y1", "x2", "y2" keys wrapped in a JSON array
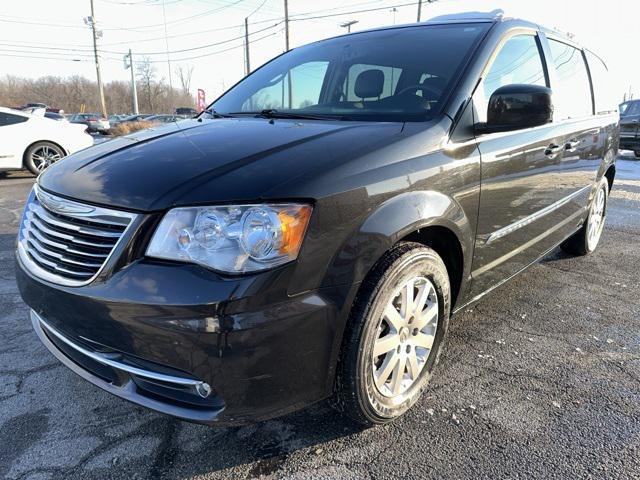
[
  {"x1": 0, "y1": 72, "x2": 195, "y2": 115},
  {"x1": 175, "y1": 65, "x2": 194, "y2": 95},
  {"x1": 136, "y1": 56, "x2": 157, "y2": 112}
]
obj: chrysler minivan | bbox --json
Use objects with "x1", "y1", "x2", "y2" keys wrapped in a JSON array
[{"x1": 16, "y1": 11, "x2": 618, "y2": 426}]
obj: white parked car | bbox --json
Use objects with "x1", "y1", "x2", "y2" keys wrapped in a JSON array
[{"x1": 0, "y1": 107, "x2": 94, "y2": 175}]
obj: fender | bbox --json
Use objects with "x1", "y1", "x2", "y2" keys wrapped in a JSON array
[{"x1": 325, "y1": 189, "x2": 475, "y2": 293}]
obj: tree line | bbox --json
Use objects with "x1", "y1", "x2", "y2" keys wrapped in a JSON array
[{"x1": 0, "y1": 58, "x2": 195, "y2": 115}]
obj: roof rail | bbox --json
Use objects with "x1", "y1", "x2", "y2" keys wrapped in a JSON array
[{"x1": 427, "y1": 9, "x2": 504, "y2": 23}]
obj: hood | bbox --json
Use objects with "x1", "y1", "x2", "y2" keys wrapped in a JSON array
[{"x1": 39, "y1": 118, "x2": 405, "y2": 211}]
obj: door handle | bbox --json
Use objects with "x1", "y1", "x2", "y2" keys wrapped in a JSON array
[
  {"x1": 564, "y1": 139, "x2": 580, "y2": 152},
  {"x1": 544, "y1": 143, "x2": 562, "y2": 157}
]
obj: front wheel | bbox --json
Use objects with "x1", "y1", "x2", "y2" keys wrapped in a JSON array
[
  {"x1": 24, "y1": 142, "x2": 65, "y2": 175},
  {"x1": 561, "y1": 178, "x2": 608, "y2": 256},
  {"x1": 333, "y1": 242, "x2": 450, "y2": 426}
]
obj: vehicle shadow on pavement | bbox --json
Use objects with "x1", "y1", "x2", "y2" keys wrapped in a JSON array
[{"x1": 140, "y1": 403, "x2": 368, "y2": 479}]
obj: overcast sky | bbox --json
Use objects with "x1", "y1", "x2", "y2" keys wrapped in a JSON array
[{"x1": 1, "y1": 0, "x2": 637, "y2": 108}]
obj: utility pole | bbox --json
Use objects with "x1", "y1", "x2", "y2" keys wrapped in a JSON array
[
  {"x1": 417, "y1": 0, "x2": 433, "y2": 22},
  {"x1": 124, "y1": 49, "x2": 139, "y2": 114},
  {"x1": 87, "y1": 0, "x2": 107, "y2": 118},
  {"x1": 161, "y1": 0, "x2": 174, "y2": 93},
  {"x1": 284, "y1": 0, "x2": 290, "y2": 51},
  {"x1": 244, "y1": 17, "x2": 251, "y2": 76},
  {"x1": 283, "y1": 0, "x2": 291, "y2": 108}
]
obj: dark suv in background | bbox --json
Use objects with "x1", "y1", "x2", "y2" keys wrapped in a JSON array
[
  {"x1": 16, "y1": 11, "x2": 618, "y2": 426},
  {"x1": 619, "y1": 99, "x2": 640, "y2": 156}
]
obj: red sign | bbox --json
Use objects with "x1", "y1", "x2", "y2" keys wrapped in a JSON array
[{"x1": 197, "y1": 89, "x2": 206, "y2": 112}]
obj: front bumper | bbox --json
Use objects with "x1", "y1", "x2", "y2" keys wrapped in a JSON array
[{"x1": 17, "y1": 256, "x2": 354, "y2": 424}]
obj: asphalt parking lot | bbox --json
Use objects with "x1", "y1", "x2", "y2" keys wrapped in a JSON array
[{"x1": 1, "y1": 159, "x2": 639, "y2": 480}]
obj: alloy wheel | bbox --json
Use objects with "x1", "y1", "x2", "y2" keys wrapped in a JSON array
[
  {"x1": 372, "y1": 276, "x2": 439, "y2": 397},
  {"x1": 587, "y1": 186, "x2": 606, "y2": 250},
  {"x1": 31, "y1": 145, "x2": 62, "y2": 172}
]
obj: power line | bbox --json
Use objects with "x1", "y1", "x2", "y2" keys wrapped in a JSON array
[
  {"x1": 0, "y1": 0, "x2": 434, "y2": 62},
  {"x1": 0, "y1": 52, "x2": 90, "y2": 62},
  {"x1": 118, "y1": 21, "x2": 281, "y2": 55},
  {"x1": 246, "y1": 0, "x2": 269, "y2": 18},
  {"x1": 290, "y1": 1, "x2": 421, "y2": 22},
  {"x1": 141, "y1": 28, "x2": 280, "y2": 63}
]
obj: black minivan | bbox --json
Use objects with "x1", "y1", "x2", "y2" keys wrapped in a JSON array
[{"x1": 16, "y1": 12, "x2": 618, "y2": 426}]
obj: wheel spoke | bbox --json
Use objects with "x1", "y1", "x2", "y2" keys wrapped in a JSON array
[
  {"x1": 407, "y1": 349, "x2": 421, "y2": 380},
  {"x1": 375, "y1": 352, "x2": 398, "y2": 388},
  {"x1": 373, "y1": 333, "x2": 399, "y2": 357},
  {"x1": 390, "y1": 355, "x2": 407, "y2": 395},
  {"x1": 413, "y1": 332, "x2": 435, "y2": 350},
  {"x1": 413, "y1": 282, "x2": 430, "y2": 316},
  {"x1": 383, "y1": 304, "x2": 404, "y2": 331},
  {"x1": 400, "y1": 280, "x2": 414, "y2": 319},
  {"x1": 414, "y1": 302, "x2": 438, "y2": 330}
]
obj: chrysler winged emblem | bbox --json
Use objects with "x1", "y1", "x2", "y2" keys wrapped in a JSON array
[{"x1": 37, "y1": 189, "x2": 96, "y2": 215}]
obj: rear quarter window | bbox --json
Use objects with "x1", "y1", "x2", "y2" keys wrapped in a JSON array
[
  {"x1": 0, "y1": 112, "x2": 28, "y2": 126},
  {"x1": 585, "y1": 51, "x2": 617, "y2": 115},
  {"x1": 547, "y1": 39, "x2": 593, "y2": 120}
]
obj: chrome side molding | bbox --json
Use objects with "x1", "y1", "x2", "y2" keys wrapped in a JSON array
[{"x1": 485, "y1": 185, "x2": 591, "y2": 245}]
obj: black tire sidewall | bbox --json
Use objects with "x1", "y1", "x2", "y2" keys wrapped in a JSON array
[{"x1": 355, "y1": 246, "x2": 450, "y2": 423}]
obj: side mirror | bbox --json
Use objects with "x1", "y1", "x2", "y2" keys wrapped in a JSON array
[{"x1": 476, "y1": 84, "x2": 553, "y2": 134}]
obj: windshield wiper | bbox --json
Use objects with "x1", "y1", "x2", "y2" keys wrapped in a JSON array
[
  {"x1": 198, "y1": 108, "x2": 234, "y2": 120},
  {"x1": 231, "y1": 109, "x2": 347, "y2": 121}
]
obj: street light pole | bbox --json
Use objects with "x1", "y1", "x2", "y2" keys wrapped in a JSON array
[
  {"x1": 88, "y1": 0, "x2": 107, "y2": 118},
  {"x1": 417, "y1": 0, "x2": 422, "y2": 22}
]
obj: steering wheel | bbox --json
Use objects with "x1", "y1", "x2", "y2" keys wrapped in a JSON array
[{"x1": 395, "y1": 84, "x2": 442, "y2": 98}]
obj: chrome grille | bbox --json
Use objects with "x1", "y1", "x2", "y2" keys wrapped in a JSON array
[{"x1": 18, "y1": 185, "x2": 137, "y2": 286}]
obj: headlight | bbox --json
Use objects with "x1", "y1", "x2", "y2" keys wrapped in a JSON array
[{"x1": 146, "y1": 203, "x2": 312, "y2": 273}]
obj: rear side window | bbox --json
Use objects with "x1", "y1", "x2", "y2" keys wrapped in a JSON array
[
  {"x1": 585, "y1": 51, "x2": 616, "y2": 115},
  {"x1": 476, "y1": 34, "x2": 546, "y2": 122},
  {"x1": 548, "y1": 39, "x2": 593, "y2": 119},
  {"x1": 0, "y1": 112, "x2": 28, "y2": 126}
]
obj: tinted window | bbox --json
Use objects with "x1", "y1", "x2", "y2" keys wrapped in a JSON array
[
  {"x1": 476, "y1": 34, "x2": 546, "y2": 122},
  {"x1": 621, "y1": 101, "x2": 640, "y2": 117},
  {"x1": 585, "y1": 51, "x2": 616, "y2": 115},
  {"x1": 243, "y1": 61, "x2": 329, "y2": 111},
  {"x1": 0, "y1": 112, "x2": 28, "y2": 126},
  {"x1": 343, "y1": 63, "x2": 402, "y2": 101},
  {"x1": 212, "y1": 24, "x2": 490, "y2": 122},
  {"x1": 548, "y1": 39, "x2": 592, "y2": 119}
]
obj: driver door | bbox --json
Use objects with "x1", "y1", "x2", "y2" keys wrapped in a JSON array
[{"x1": 469, "y1": 32, "x2": 568, "y2": 299}]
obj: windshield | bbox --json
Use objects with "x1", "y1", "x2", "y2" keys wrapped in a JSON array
[
  {"x1": 620, "y1": 101, "x2": 640, "y2": 117},
  {"x1": 211, "y1": 23, "x2": 489, "y2": 122}
]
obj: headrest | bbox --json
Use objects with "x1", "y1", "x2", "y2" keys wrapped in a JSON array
[{"x1": 354, "y1": 69, "x2": 384, "y2": 99}]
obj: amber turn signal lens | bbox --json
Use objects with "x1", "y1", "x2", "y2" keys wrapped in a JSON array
[{"x1": 278, "y1": 205, "x2": 312, "y2": 256}]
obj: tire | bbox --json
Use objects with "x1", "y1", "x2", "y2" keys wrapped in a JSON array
[
  {"x1": 333, "y1": 242, "x2": 450, "y2": 426},
  {"x1": 560, "y1": 178, "x2": 609, "y2": 256},
  {"x1": 24, "y1": 142, "x2": 65, "y2": 175},
  {"x1": 634, "y1": 150, "x2": 640, "y2": 159}
]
